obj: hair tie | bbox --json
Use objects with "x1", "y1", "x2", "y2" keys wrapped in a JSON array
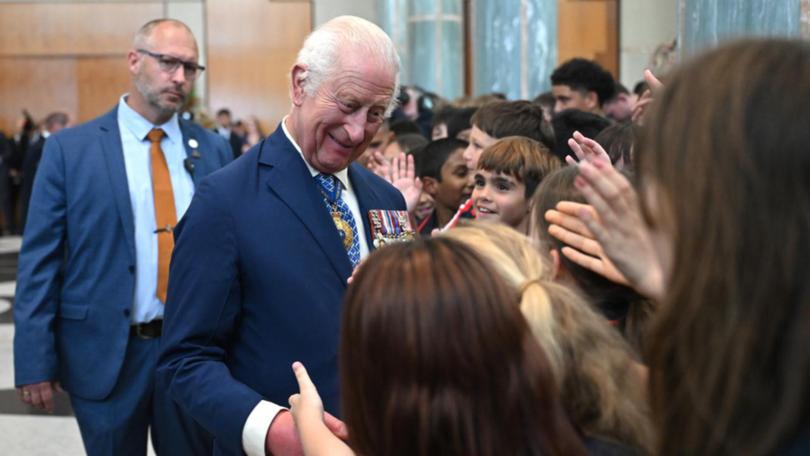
[{"x1": 519, "y1": 278, "x2": 543, "y2": 295}]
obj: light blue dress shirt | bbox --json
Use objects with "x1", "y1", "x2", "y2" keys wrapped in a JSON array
[{"x1": 117, "y1": 96, "x2": 194, "y2": 324}]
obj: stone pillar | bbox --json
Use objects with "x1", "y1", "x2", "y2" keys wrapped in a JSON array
[
  {"x1": 380, "y1": 0, "x2": 464, "y2": 99},
  {"x1": 471, "y1": 0, "x2": 556, "y2": 99}
]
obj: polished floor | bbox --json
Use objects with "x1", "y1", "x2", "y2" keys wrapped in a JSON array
[{"x1": 0, "y1": 237, "x2": 156, "y2": 455}]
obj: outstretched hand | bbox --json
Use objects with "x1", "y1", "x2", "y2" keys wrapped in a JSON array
[
  {"x1": 289, "y1": 362, "x2": 325, "y2": 428},
  {"x1": 545, "y1": 202, "x2": 629, "y2": 287},
  {"x1": 632, "y1": 69, "x2": 664, "y2": 125},
  {"x1": 565, "y1": 130, "x2": 612, "y2": 167},
  {"x1": 567, "y1": 160, "x2": 666, "y2": 301},
  {"x1": 389, "y1": 152, "x2": 423, "y2": 213},
  {"x1": 287, "y1": 362, "x2": 352, "y2": 456}
]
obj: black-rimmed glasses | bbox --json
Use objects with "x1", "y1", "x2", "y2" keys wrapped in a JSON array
[{"x1": 137, "y1": 49, "x2": 206, "y2": 79}]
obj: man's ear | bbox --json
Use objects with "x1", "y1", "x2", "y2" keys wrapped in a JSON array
[
  {"x1": 422, "y1": 176, "x2": 438, "y2": 197},
  {"x1": 290, "y1": 64, "x2": 309, "y2": 107},
  {"x1": 127, "y1": 49, "x2": 141, "y2": 75},
  {"x1": 585, "y1": 91, "x2": 599, "y2": 111}
]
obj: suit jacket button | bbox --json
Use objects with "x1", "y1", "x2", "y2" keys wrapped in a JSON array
[
  {"x1": 123, "y1": 309, "x2": 130, "y2": 317},
  {"x1": 128, "y1": 265, "x2": 135, "y2": 274}
]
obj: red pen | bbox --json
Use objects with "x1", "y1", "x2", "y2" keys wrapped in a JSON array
[{"x1": 441, "y1": 198, "x2": 475, "y2": 232}]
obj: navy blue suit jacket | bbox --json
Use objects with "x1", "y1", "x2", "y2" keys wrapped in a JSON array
[
  {"x1": 158, "y1": 125, "x2": 406, "y2": 454},
  {"x1": 13, "y1": 107, "x2": 232, "y2": 400}
]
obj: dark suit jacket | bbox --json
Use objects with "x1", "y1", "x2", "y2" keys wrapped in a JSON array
[
  {"x1": 158, "y1": 124, "x2": 406, "y2": 454},
  {"x1": 13, "y1": 106, "x2": 232, "y2": 400}
]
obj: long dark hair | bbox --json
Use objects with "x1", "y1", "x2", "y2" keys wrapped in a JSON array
[
  {"x1": 340, "y1": 237, "x2": 586, "y2": 456},
  {"x1": 640, "y1": 39, "x2": 810, "y2": 454}
]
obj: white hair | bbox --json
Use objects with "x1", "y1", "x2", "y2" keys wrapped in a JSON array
[{"x1": 295, "y1": 16, "x2": 401, "y2": 116}]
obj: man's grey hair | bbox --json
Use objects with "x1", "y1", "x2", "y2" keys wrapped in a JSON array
[{"x1": 295, "y1": 16, "x2": 401, "y2": 116}]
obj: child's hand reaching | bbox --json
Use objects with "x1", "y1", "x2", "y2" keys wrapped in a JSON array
[
  {"x1": 288, "y1": 362, "x2": 354, "y2": 456},
  {"x1": 289, "y1": 362, "x2": 325, "y2": 426}
]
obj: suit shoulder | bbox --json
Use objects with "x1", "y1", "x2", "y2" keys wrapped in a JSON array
[
  {"x1": 44, "y1": 110, "x2": 117, "y2": 154},
  {"x1": 183, "y1": 121, "x2": 220, "y2": 140},
  {"x1": 197, "y1": 142, "x2": 257, "y2": 186},
  {"x1": 52, "y1": 110, "x2": 115, "y2": 140}
]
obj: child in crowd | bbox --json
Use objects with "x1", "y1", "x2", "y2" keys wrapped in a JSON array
[
  {"x1": 532, "y1": 166, "x2": 652, "y2": 352},
  {"x1": 463, "y1": 100, "x2": 554, "y2": 171},
  {"x1": 550, "y1": 108, "x2": 612, "y2": 162},
  {"x1": 444, "y1": 223, "x2": 654, "y2": 454},
  {"x1": 289, "y1": 237, "x2": 587, "y2": 456},
  {"x1": 593, "y1": 122, "x2": 638, "y2": 170},
  {"x1": 414, "y1": 138, "x2": 473, "y2": 234},
  {"x1": 381, "y1": 132, "x2": 428, "y2": 162},
  {"x1": 430, "y1": 105, "x2": 477, "y2": 141},
  {"x1": 472, "y1": 136, "x2": 560, "y2": 234},
  {"x1": 564, "y1": 39, "x2": 810, "y2": 454}
]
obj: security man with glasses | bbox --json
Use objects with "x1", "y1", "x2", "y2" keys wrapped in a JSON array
[{"x1": 13, "y1": 18, "x2": 231, "y2": 455}]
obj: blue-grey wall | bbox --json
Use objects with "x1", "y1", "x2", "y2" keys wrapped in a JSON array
[
  {"x1": 380, "y1": 0, "x2": 557, "y2": 101},
  {"x1": 681, "y1": 0, "x2": 801, "y2": 56},
  {"x1": 472, "y1": 0, "x2": 557, "y2": 99}
]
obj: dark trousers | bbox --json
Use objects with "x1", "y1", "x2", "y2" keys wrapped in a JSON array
[{"x1": 70, "y1": 336, "x2": 213, "y2": 456}]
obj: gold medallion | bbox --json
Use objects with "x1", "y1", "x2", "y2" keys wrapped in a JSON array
[{"x1": 332, "y1": 211, "x2": 354, "y2": 250}]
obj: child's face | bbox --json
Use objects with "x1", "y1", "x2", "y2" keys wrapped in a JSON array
[
  {"x1": 434, "y1": 148, "x2": 474, "y2": 211},
  {"x1": 472, "y1": 169, "x2": 529, "y2": 229},
  {"x1": 415, "y1": 191, "x2": 435, "y2": 220},
  {"x1": 462, "y1": 125, "x2": 496, "y2": 171}
]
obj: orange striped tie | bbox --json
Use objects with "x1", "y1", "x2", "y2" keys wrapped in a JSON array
[{"x1": 147, "y1": 128, "x2": 176, "y2": 304}]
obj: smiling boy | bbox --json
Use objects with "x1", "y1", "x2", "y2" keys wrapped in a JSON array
[
  {"x1": 473, "y1": 136, "x2": 560, "y2": 233},
  {"x1": 416, "y1": 137, "x2": 474, "y2": 233}
]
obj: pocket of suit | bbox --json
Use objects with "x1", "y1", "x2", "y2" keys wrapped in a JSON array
[{"x1": 58, "y1": 302, "x2": 89, "y2": 320}]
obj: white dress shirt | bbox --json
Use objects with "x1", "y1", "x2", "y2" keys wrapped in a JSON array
[
  {"x1": 117, "y1": 95, "x2": 195, "y2": 324},
  {"x1": 241, "y1": 118, "x2": 368, "y2": 455}
]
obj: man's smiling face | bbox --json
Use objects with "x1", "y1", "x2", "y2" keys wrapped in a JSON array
[{"x1": 291, "y1": 53, "x2": 396, "y2": 174}]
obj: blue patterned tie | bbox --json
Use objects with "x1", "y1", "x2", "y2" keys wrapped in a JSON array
[{"x1": 314, "y1": 174, "x2": 361, "y2": 267}]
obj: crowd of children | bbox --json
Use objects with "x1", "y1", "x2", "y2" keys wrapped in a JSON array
[{"x1": 289, "y1": 37, "x2": 810, "y2": 455}]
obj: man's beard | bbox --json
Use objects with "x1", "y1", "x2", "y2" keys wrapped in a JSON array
[{"x1": 135, "y1": 77, "x2": 185, "y2": 116}]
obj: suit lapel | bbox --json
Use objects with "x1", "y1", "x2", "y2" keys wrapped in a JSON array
[
  {"x1": 98, "y1": 107, "x2": 136, "y2": 262},
  {"x1": 260, "y1": 126, "x2": 353, "y2": 281}
]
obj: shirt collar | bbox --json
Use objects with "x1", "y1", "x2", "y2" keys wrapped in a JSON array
[
  {"x1": 281, "y1": 116, "x2": 350, "y2": 190},
  {"x1": 118, "y1": 95, "x2": 182, "y2": 146}
]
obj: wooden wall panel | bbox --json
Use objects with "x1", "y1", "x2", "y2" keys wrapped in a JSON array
[
  {"x1": 0, "y1": 0, "x2": 314, "y2": 134},
  {"x1": 77, "y1": 57, "x2": 131, "y2": 120},
  {"x1": 0, "y1": 3, "x2": 163, "y2": 56},
  {"x1": 206, "y1": 0, "x2": 312, "y2": 131},
  {"x1": 558, "y1": 0, "x2": 619, "y2": 79},
  {"x1": 0, "y1": 58, "x2": 79, "y2": 132}
]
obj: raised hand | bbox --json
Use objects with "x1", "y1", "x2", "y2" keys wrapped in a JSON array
[
  {"x1": 569, "y1": 160, "x2": 666, "y2": 301},
  {"x1": 545, "y1": 202, "x2": 629, "y2": 287},
  {"x1": 565, "y1": 130, "x2": 612, "y2": 167},
  {"x1": 389, "y1": 152, "x2": 422, "y2": 213},
  {"x1": 631, "y1": 69, "x2": 664, "y2": 125}
]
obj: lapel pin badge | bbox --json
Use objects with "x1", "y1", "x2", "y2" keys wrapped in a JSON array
[{"x1": 188, "y1": 138, "x2": 202, "y2": 159}]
